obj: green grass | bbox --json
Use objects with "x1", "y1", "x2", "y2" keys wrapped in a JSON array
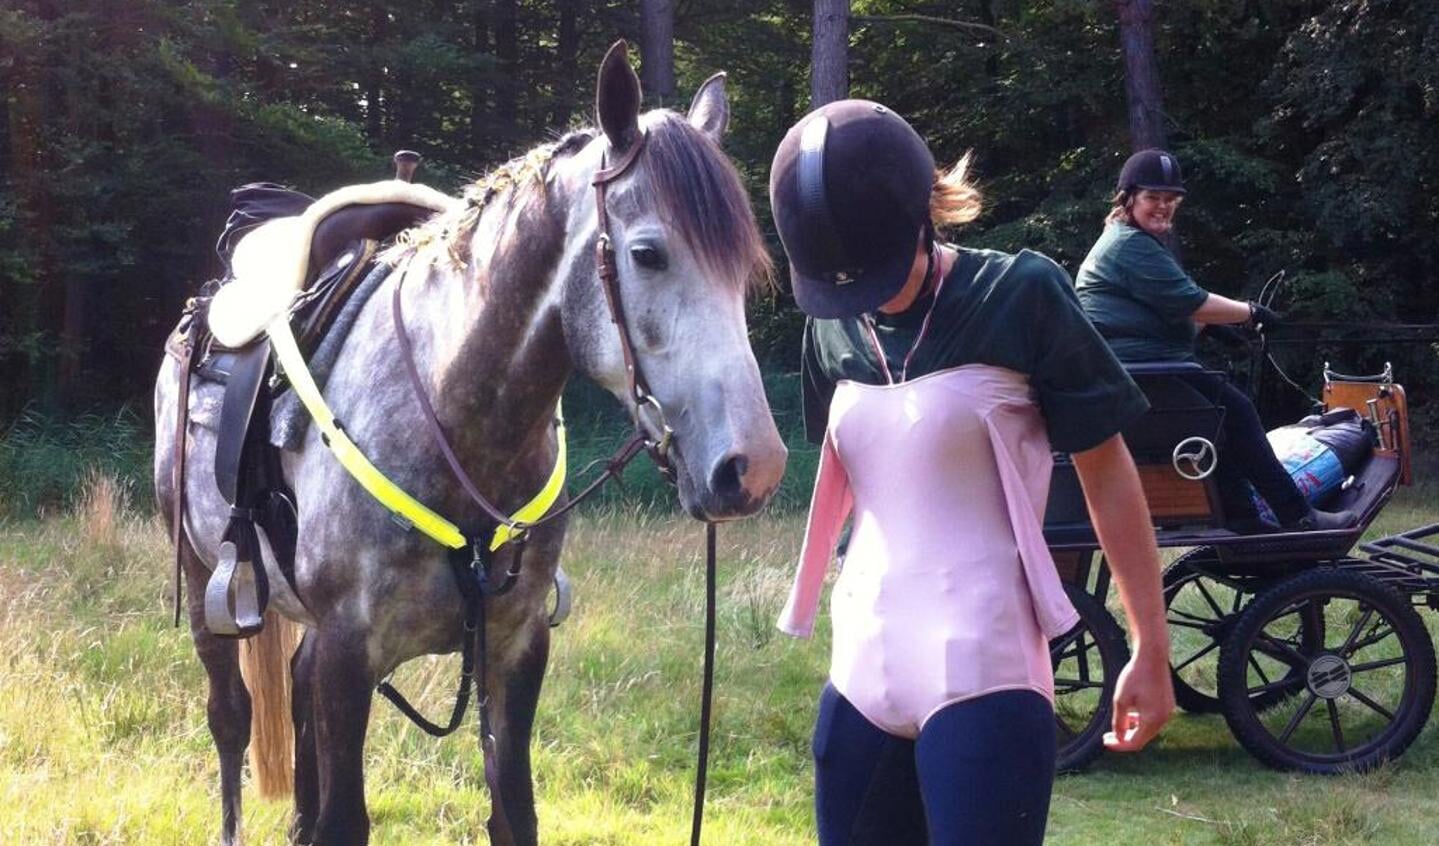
[
  {"x1": 0, "y1": 406, "x2": 152, "y2": 517},
  {"x1": 3, "y1": 485, "x2": 1439, "y2": 844}
]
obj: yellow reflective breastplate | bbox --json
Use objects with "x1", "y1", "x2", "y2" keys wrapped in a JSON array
[{"x1": 266, "y1": 315, "x2": 566, "y2": 551}]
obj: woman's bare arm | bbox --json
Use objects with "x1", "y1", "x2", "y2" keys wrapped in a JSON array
[
  {"x1": 1192, "y1": 292, "x2": 1251, "y2": 325},
  {"x1": 1071, "y1": 433, "x2": 1176, "y2": 751}
]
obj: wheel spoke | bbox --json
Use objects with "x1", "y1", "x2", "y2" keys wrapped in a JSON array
[
  {"x1": 1166, "y1": 617, "x2": 1213, "y2": 632},
  {"x1": 1338, "y1": 605, "x2": 1376, "y2": 656},
  {"x1": 1346, "y1": 686, "x2": 1396, "y2": 721},
  {"x1": 1053, "y1": 678, "x2": 1108, "y2": 691},
  {"x1": 1247, "y1": 675, "x2": 1304, "y2": 699},
  {"x1": 1349, "y1": 656, "x2": 1407, "y2": 674},
  {"x1": 1173, "y1": 640, "x2": 1220, "y2": 672},
  {"x1": 1052, "y1": 643, "x2": 1082, "y2": 663},
  {"x1": 1051, "y1": 629, "x2": 1083, "y2": 654},
  {"x1": 1168, "y1": 607, "x2": 1217, "y2": 625},
  {"x1": 1345, "y1": 624, "x2": 1396, "y2": 656},
  {"x1": 1300, "y1": 600, "x2": 1325, "y2": 649},
  {"x1": 1277, "y1": 692, "x2": 1319, "y2": 744},
  {"x1": 1194, "y1": 580, "x2": 1227, "y2": 618},
  {"x1": 1254, "y1": 633, "x2": 1309, "y2": 671},
  {"x1": 1075, "y1": 634, "x2": 1093, "y2": 685},
  {"x1": 1326, "y1": 699, "x2": 1346, "y2": 753},
  {"x1": 1248, "y1": 653, "x2": 1275, "y2": 686}
]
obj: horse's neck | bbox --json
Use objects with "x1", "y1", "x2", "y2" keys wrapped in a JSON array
[{"x1": 420, "y1": 190, "x2": 573, "y2": 483}]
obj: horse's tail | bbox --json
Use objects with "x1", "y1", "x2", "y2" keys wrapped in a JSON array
[{"x1": 239, "y1": 611, "x2": 302, "y2": 798}]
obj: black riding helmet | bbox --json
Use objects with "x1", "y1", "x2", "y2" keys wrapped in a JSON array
[
  {"x1": 1116, "y1": 148, "x2": 1186, "y2": 195},
  {"x1": 770, "y1": 100, "x2": 935, "y2": 319}
]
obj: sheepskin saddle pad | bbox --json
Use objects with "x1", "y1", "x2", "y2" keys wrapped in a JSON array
[{"x1": 207, "y1": 180, "x2": 461, "y2": 349}]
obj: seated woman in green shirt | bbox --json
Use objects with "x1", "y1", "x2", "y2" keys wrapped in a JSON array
[{"x1": 1074, "y1": 149, "x2": 1352, "y2": 532}]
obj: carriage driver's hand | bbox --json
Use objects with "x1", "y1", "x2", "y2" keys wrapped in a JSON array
[
  {"x1": 1104, "y1": 647, "x2": 1176, "y2": 751},
  {"x1": 1247, "y1": 301, "x2": 1284, "y2": 330}
]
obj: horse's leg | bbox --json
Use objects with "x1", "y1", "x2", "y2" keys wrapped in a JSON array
[
  {"x1": 182, "y1": 541, "x2": 251, "y2": 846},
  {"x1": 309, "y1": 624, "x2": 376, "y2": 846},
  {"x1": 488, "y1": 617, "x2": 551, "y2": 846},
  {"x1": 289, "y1": 629, "x2": 320, "y2": 844}
]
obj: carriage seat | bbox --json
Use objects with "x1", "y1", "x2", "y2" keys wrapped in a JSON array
[
  {"x1": 207, "y1": 180, "x2": 461, "y2": 349},
  {"x1": 1045, "y1": 360, "x2": 1228, "y2": 534}
]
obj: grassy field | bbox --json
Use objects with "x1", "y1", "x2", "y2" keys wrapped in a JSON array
[{"x1": 3, "y1": 480, "x2": 1439, "y2": 845}]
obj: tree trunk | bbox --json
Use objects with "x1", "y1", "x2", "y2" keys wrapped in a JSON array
[
  {"x1": 365, "y1": 5, "x2": 387, "y2": 145},
  {"x1": 1116, "y1": 0, "x2": 1167, "y2": 151},
  {"x1": 550, "y1": 0, "x2": 580, "y2": 125},
  {"x1": 811, "y1": 0, "x2": 849, "y2": 108},
  {"x1": 494, "y1": 0, "x2": 518, "y2": 140},
  {"x1": 5, "y1": 18, "x2": 47, "y2": 413},
  {"x1": 640, "y1": 0, "x2": 676, "y2": 106},
  {"x1": 470, "y1": 0, "x2": 491, "y2": 160},
  {"x1": 1116, "y1": 0, "x2": 1178, "y2": 252}
]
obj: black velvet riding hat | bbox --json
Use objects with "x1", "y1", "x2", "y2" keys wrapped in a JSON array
[{"x1": 770, "y1": 100, "x2": 935, "y2": 319}]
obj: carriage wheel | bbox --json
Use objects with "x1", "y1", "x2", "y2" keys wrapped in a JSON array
[
  {"x1": 1164, "y1": 550, "x2": 1320, "y2": 714},
  {"x1": 1218, "y1": 568, "x2": 1436, "y2": 774},
  {"x1": 1051, "y1": 583, "x2": 1129, "y2": 774}
]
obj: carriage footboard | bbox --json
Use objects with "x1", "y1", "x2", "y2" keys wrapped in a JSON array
[{"x1": 1358, "y1": 522, "x2": 1439, "y2": 601}]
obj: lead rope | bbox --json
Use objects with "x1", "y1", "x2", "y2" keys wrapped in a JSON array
[{"x1": 691, "y1": 522, "x2": 717, "y2": 846}]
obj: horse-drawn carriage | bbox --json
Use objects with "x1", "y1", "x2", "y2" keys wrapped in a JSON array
[{"x1": 1044, "y1": 348, "x2": 1438, "y2": 774}]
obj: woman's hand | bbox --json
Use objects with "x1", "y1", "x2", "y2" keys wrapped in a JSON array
[
  {"x1": 1105, "y1": 646, "x2": 1176, "y2": 751},
  {"x1": 1071, "y1": 434, "x2": 1176, "y2": 753}
]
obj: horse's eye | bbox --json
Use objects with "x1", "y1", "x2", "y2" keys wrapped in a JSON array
[{"x1": 630, "y1": 244, "x2": 667, "y2": 271}]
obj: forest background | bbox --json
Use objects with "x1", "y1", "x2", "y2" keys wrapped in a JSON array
[{"x1": 3, "y1": 0, "x2": 1437, "y2": 512}]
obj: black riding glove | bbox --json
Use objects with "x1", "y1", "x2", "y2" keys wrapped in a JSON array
[{"x1": 1248, "y1": 301, "x2": 1284, "y2": 329}]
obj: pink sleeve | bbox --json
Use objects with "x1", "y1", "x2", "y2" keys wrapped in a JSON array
[{"x1": 777, "y1": 432, "x2": 853, "y2": 638}]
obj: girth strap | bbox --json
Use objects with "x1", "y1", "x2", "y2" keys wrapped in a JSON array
[{"x1": 172, "y1": 309, "x2": 199, "y2": 626}]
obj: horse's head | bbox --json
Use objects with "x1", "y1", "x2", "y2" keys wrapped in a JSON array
[{"x1": 551, "y1": 43, "x2": 786, "y2": 521}]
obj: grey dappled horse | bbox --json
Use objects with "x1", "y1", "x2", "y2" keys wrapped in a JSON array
[{"x1": 153, "y1": 45, "x2": 786, "y2": 845}]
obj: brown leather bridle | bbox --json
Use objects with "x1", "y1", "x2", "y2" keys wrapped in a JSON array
[{"x1": 591, "y1": 129, "x2": 676, "y2": 470}]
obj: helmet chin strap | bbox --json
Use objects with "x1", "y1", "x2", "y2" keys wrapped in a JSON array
[
  {"x1": 920, "y1": 240, "x2": 941, "y2": 297},
  {"x1": 862, "y1": 240, "x2": 950, "y2": 385}
]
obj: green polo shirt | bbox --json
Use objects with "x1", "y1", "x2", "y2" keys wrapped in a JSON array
[
  {"x1": 801, "y1": 246, "x2": 1149, "y2": 454},
  {"x1": 1073, "y1": 223, "x2": 1210, "y2": 362}
]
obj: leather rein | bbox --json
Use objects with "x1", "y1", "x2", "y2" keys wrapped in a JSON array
[{"x1": 386, "y1": 129, "x2": 719, "y2": 846}]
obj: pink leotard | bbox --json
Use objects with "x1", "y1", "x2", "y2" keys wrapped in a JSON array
[{"x1": 778, "y1": 364, "x2": 1079, "y2": 739}]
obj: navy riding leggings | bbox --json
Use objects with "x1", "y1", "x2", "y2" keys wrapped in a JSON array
[
  {"x1": 1211, "y1": 379, "x2": 1309, "y2": 525},
  {"x1": 812, "y1": 683, "x2": 1055, "y2": 846}
]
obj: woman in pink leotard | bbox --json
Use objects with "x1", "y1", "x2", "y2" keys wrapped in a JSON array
[{"x1": 768, "y1": 100, "x2": 1175, "y2": 845}]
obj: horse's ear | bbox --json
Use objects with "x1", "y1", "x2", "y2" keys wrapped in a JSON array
[
  {"x1": 596, "y1": 40, "x2": 642, "y2": 153},
  {"x1": 687, "y1": 72, "x2": 729, "y2": 145}
]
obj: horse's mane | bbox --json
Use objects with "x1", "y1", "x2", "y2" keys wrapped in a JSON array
[{"x1": 384, "y1": 114, "x2": 771, "y2": 292}]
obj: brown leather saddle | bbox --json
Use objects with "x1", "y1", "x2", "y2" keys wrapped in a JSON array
[{"x1": 168, "y1": 151, "x2": 443, "y2": 637}]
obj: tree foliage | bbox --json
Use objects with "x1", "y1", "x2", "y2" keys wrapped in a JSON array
[{"x1": 1, "y1": 0, "x2": 1435, "y2": 436}]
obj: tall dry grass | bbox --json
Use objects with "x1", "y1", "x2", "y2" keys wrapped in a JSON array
[
  {"x1": 76, "y1": 467, "x2": 132, "y2": 550},
  {"x1": 4, "y1": 493, "x2": 1439, "y2": 843}
]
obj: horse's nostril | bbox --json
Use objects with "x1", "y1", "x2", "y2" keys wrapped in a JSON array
[{"x1": 709, "y1": 453, "x2": 748, "y2": 500}]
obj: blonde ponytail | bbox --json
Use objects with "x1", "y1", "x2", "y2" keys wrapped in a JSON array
[{"x1": 929, "y1": 152, "x2": 983, "y2": 233}]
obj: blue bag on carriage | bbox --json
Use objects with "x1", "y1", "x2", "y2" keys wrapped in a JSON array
[{"x1": 1249, "y1": 408, "x2": 1375, "y2": 526}]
